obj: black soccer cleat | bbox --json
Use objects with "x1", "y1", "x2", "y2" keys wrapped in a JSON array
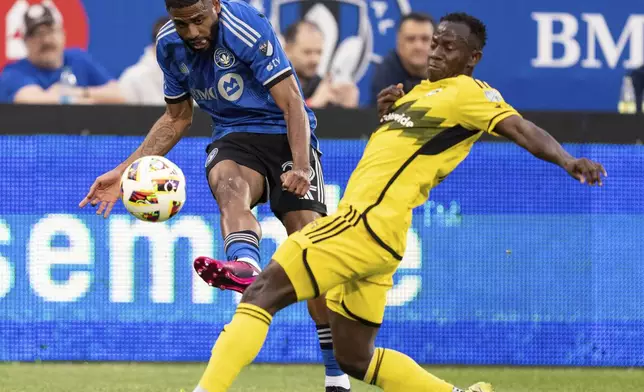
[{"x1": 325, "y1": 387, "x2": 350, "y2": 392}]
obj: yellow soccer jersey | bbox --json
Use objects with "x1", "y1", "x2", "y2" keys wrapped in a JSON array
[{"x1": 339, "y1": 75, "x2": 520, "y2": 259}]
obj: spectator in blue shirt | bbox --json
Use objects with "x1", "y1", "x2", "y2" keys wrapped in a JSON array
[
  {"x1": 0, "y1": 4, "x2": 124, "y2": 104},
  {"x1": 370, "y1": 12, "x2": 434, "y2": 105}
]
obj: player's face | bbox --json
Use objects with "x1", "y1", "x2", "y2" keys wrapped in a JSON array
[
  {"x1": 169, "y1": 0, "x2": 220, "y2": 52},
  {"x1": 25, "y1": 24, "x2": 65, "y2": 69},
  {"x1": 427, "y1": 22, "x2": 481, "y2": 82},
  {"x1": 397, "y1": 20, "x2": 433, "y2": 71},
  {"x1": 286, "y1": 26, "x2": 323, "y2": 79}
]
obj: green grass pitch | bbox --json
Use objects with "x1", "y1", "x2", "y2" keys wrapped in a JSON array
[{"x1": 0, "y1": 363, "x2": 642, "y2": 391}]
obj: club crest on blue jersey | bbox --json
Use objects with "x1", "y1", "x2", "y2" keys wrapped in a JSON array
[{"x1": 214, "y1": 47, "x2": 236, "y2": 69}]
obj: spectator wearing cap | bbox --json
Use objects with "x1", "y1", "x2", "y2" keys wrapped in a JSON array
[
  {"x1": 118, "y1": 16, "x2": 170, "y2": 106},
  {"x1": 0, "y1": 4, "x2": 124, "y2": 104},
  {"x1": 370, "y1": 12, "x2": 435, "y2": 105},
  {"x1": 283, "y1": 20, "x2": 359, "y2": 109}
]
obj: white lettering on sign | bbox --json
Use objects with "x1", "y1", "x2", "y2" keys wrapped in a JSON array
[{"x1": 532, "y1": 12, "x2": 644, "y2": 69}]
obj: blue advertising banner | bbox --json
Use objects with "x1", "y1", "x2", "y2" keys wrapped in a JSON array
[
  {"x1": 0, "y1": 135, "x2": 643, "y2": 366},
  {"x1": 1, "y1": 0, "x2": 642, "y2": 110}
]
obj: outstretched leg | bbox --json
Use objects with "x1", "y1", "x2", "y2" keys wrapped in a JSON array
[
  {"x1": 195, "y1": 260, "x2": 299, "y2": 392},
  {"x1": 328, "y1": 309, "x2": 467, "y2": 392},
  {"x1": 192, "y1": 208, "x2": 356, "y2": 392},
  {"x1": 194, "y1": 160, "x2": 266, "y2": 292},
  {"x1": 326, "y1": 286, "x2": 492, "y2": 392}
]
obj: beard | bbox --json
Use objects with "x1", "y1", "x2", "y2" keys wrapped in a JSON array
[{"x1": 183, "y1": 22, "x2": 219, "y2": 52}]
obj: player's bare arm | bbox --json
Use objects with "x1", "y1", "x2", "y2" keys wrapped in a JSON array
[
  {"x1": 270, "y1": 74, "x2": 311, "y2": 197},
  {"x1": 78, "y1": 99, "x2": 194, "y2": 218},
  {"x1": 120, "y1": 99, "x2": 194, "y2": 171},
  {"x1": 494, "y1": 115, "x2": 607, "y2": 186}
]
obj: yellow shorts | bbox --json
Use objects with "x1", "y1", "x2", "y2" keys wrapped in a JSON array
[{"x1": 273, "y1": 205, "x2": 401, "y2": 327}]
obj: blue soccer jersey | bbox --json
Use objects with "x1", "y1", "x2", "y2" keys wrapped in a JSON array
[{"x1": 156, "y1": 0, "x2": 318, "y2": 148}]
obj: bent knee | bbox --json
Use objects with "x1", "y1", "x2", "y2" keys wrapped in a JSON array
[
  {"x1": 211, "y1": 175, "x2": 249, "y2": 201},
  {"x1": 335, "y1": 347, "x2": 373, "y2": 380},
  {"x1": 241, "y1": 273, "x2": 269, "y2": 303},
  {"x1": 241, "y1": 262, "x2": 297, "y2": 315}
]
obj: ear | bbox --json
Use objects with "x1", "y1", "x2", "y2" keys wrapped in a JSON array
[
  {"x1": 212, "y1": 0, "x2": 221, "y2": 13},
  {"x1": 467, "y1": 50, "x2": 482, "y2": 69}
]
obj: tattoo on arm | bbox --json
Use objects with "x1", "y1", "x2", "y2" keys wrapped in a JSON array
[
  {"x1": 140, "y1": 118, "x2": 181, "y2": 156},
  {"x1": 119, "y1": 100, "x2": 193, "y2": 171}
]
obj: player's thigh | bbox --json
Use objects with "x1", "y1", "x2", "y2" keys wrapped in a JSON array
[
  {"x1": 328, "y1": 307, "x2": 379, "y2": 377},
  {"x1": 281, "y1": 209, "x2": 323, "y2": 235},
  {"x1": 205, "y1": 140, "x2": 267, "y2": 207},
  {"x1": 241, "y1": 259, "x2": 297, "y2": 315}
]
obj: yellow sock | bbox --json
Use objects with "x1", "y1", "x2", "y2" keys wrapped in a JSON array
[
  {"x1": 197, "y1": 303, "x2": 272, "y2": 392},
  {"x1": 364, "y1": 348, "x2": 457, "y2": 392}
]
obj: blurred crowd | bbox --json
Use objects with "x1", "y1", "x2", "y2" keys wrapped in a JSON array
[{"x1": 0, "y1": 3, "x2": 434, "y2": 110}]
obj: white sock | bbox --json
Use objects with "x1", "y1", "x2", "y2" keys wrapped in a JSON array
[
  {"x1": 325, "y1": 374, "x2": 351, "y2": 389},
  {"x1": 237, "y1": 256, "x2": 261, "y2": 275}
]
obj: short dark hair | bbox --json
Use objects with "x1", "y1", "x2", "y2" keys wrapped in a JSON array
[
  {"x1": 284, "y1": 20, "x2": 321, "y2": 44},
  {"x1": 440, "y1": 12, "x2": 487, "y2": 49},
  {"x1": 397, "y1": 12, "x2": 435, "y2": 32},
  {"x1": 152, "y1": 16, "x2": 171, "y2": 42},
  {"x1": 165, "y1": 0, "x2": 203, "y2": 10}
]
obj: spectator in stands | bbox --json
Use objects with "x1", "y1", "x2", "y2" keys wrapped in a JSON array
[
  {"x1": 631, "y1": 65, "x2": 644, "y2": 114},
  {"x1": 0, "y1": 4, "x2": 124, "y2": 105},
  {"x1": 119, "y1": 17, "x2": 170, "y2": 106},
  {"x1": 284, "y1": 20, "x2": 359, "y2": 109},
  {"x1": 370, "y1": 12, "x2": 435, "y2": 105}
]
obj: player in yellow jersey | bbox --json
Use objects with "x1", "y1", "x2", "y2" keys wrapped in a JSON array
[{"x1": 189, "y1": 12, "x2": 606, "y2": 392}]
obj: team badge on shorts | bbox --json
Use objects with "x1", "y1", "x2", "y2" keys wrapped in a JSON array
[
  {"x1": 214, "y1": 48, "x2": 236, "y2": 69},
  {"x1": 205, "y1": 148, "x2": 219, "y2": 168}
]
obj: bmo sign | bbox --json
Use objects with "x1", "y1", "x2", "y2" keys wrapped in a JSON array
[{"x1": 532, "y1": 13, "x2": 644, "y2": 69}]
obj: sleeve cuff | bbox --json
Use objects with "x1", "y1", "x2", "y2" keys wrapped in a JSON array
[
  {"x1": 263, "y1": 67, "x2": 293, "y2": 90},
  {"x1": 487, "y1": 110, "x2": 520, "y2": 134},
  {"x1": 164, "y1": 92, "x2": 190, "y2": 104}
]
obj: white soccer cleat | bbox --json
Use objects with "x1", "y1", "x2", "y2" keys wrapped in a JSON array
[{"x1": 466, "y1": 382, "x2": 494, "y2": 392}]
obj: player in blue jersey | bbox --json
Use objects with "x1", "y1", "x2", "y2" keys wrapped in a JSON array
[{"x1": 79, "y1": 0, "x2": 350, "y2": 390}]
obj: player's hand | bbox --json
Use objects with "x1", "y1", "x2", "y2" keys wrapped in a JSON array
[
  {"x1": 281, "y1": 167, "x2": 311, "y2": 198},
  {"x1": 564, "y1": 158, "x2": 607, "y2": 186},
  {"x1": 377, "y1": 83, "x2": 404, "y2": 118},
  {"x1": 79, "y1": 168, "x2": 123, "y2": 218}
]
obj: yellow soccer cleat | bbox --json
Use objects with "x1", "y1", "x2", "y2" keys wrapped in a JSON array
[{"x1": 466, "y1": 382, "x2": 494, "y2": 392}]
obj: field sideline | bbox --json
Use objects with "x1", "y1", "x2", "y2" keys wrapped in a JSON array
[{"x1": 0, "y1": 363, "x2": 642, "y2": 391}]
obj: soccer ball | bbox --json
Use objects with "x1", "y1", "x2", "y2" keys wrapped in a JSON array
[{"x1": 120, "y1": 156, "x2": 186, "y2": 222}]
